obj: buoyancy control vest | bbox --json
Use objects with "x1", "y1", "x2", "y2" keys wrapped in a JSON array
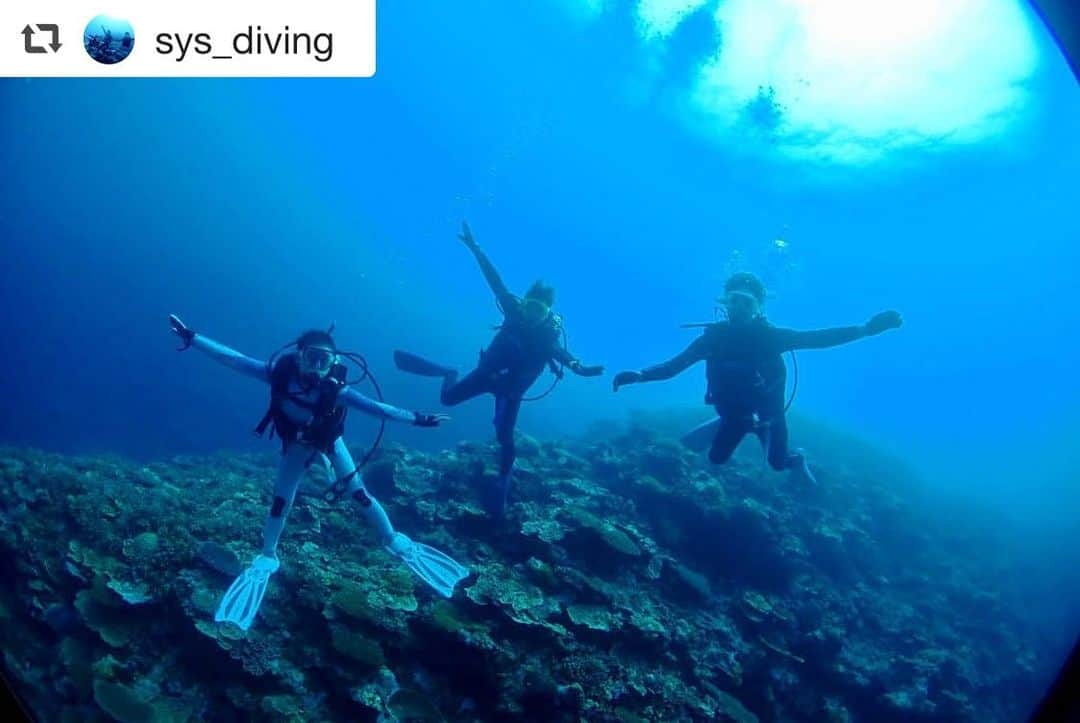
[
  {"x1": 701, "y1": 322, "x2": 787, "y2": 414},
  {"x1": 254, "y1": 353, "x2": 348, "y2": 453}
]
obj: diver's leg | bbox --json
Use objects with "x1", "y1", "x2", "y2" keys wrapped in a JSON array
[
  {"x1": 216, "y1": 444, "x2": 303, "y2": 629},
  {"x1": 708, "y1": 415, "x2": 751, "y2": 465},
  {"x1": 766, "y1": 415, "x2": 791, "y2": 470},
  {"x1": 767, "y1": 415, "x2": 816, "y2": 483},
  {"x1": 491, "y1": 394, "x2": 523, "y2": 513},
  {"x1": 682, "y1": 415, "x2": 723, "y2": 452},
  {"x1": 440, "y1": 366, "x2": 492, "y2": 406},
  {"x1": 329, "y1": 437, "x2": 395, "y2": 543},
  {"x1": 393, "y1": 350, "x2": 478, "y2": 406},
  {"x1": 495, "y1": 394, "x2": 522, "y2": 474},
  {"x1": 260, "y1": 444, "x2": 309, "y2": 557},
  {"x1": 327, "y1": 439, "x2": 470, "y2": 595},
  {"x1": 443, "y1": 343, "x2": 512, "y2": 405}
]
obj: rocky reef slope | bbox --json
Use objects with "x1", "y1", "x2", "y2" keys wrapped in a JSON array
[{"x1": 0, "y1": 418, "x2": 1046, "y2": 722}]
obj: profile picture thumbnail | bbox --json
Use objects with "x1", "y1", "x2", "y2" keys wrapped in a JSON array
[{"x1": 84, "y1": 15, "x2": 135, "y2": 65}]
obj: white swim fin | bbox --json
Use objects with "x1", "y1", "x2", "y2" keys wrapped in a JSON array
[
  {"x1": 214, "y1": 554, "x2": 280, "y2": 631},
  {"x1": 386, "y1": 532, "x2": 469, "y2": 598}
]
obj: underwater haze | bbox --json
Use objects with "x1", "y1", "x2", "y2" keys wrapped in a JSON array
[{"x1": 1, "y1": 1, "x2": 1079, "y2": 721}]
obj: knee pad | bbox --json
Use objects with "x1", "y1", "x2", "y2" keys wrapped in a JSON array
[{"x1": 270, "y1": 496, "x2": 287, "y2": 518}]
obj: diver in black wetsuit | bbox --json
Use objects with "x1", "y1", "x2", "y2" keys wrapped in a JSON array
[
  {"x1": 612, "y1": 272, "x2": 902, "y2": 483},
  {"x1": 394, "y1": 222, "x2": 605, "y2": 514}
]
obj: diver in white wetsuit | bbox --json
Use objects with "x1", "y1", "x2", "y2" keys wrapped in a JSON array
[{"x1": 168, "y1": 314, "x2": 469, "y2": 631}]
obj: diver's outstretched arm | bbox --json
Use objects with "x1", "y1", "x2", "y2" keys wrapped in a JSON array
[
  {"x1": 612, "y1": 336, "x2": 709, "y2": 391},
  {"x1": 458, "y1": 221, "x2": 516, "y2": 309},
  {"x1": 777, "y1": 310, "x2": 903, "y2": 351},
  {"x1": 168, "y1": 314, "x2": 269, "y2": 382},
  {"x1": 774, "y1": 325, "x2": 865, "y2": 351},
  {"x1": 339, "y1": 387, "x2": 448, "y2": 426},
  {"x1": 553, "y1": 346, "x2": 604, "y2": 377}
]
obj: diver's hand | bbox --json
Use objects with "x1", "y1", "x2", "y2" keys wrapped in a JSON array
[
  {"x1": 168, "y1": 314, "x2": 195, "y2": 350},
  {"x1": 612, "y1": 370, "x2": 642, "y2": 391},
  {"x1": 572, "y1": 362, "x2": 605, "y2": 377},
  {"x1": 458, "y1": 221, "x2": 479, "y2": 251},
  {"x1": 413, "y1": 412, "x2": 450, "y2": 428},
  {"x1": 864, "y1": 310, "x2": 903, "y2": 336}
]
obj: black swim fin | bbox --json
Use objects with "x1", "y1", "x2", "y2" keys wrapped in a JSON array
[{"x1": 393, "y1": 350, "x2": 455, "y2": 378}]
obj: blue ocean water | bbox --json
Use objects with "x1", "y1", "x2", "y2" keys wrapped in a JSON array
[{"x1": 1, "y1": 1, "x2": 1079, "y2": 716}]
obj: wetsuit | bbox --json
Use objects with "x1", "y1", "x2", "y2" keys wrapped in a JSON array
[
  {"x1": 190, "y1": 334, "x2": 425, "y2": 555},
  {"x1": 441, "y1": 245, "x2": 596, "y2": 487},
  {"x1": 638, "y1": 318, "x2": 866, "y2": 468},
  {"x1": 442, "y1": 256, "x2": 587, "y2": 481},
  {"x1": 179, "y1": 327, "x2": 468, "y2": 618}
]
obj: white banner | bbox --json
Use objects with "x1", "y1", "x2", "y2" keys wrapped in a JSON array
[{"x1": 0, "y1": 0, "x2": 375, "y2": 77}]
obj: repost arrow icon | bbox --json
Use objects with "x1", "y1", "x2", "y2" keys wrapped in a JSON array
[
  {"x1": 37, "y1": 24, "x2": 61, "y2": 52},
  {"x1": 21, "y1": 25, "x2": 46, "y2": 54}
]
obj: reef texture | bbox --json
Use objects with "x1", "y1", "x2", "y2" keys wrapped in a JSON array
[{"x1": 0, "y1": 416, "x2": 1048, "y2": 722}]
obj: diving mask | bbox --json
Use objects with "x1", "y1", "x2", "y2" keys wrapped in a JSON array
[
  {"x1": 300, "y1": 345, "x2": 337, "y2": 374},
  {"x1": 721, "y1": 290, "x2": 762, "y2": 319},
  {"x1": 521, "y1": 297, "x2": 552, "y2": 323}
]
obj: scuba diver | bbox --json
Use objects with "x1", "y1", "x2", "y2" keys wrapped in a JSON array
[
  {"x1": 393, "y1": 222, "x2": 605, "y2": 515},
  {"x1": 612, "y1": 272, "x2": 903, "y2": 484},
  {"x1": 168, "y1": 314, "x2": 469, "y2": 631}
]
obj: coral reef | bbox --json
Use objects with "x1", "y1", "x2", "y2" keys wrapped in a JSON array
[{"x1": 0, "y1": 419, "x2": 1050, "y2": 721}]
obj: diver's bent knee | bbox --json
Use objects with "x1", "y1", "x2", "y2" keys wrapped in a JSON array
[
  {"x1": 708, "y1": 448, "x2": 734, "y2": 465},
  {"x1": 439, "y1": 391, "x2": 466, "y2": 406},
  {"x1": 270, "y1": 496, "x2": 289, "y2": 517}
]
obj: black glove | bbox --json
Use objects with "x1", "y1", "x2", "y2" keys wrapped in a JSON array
[
  {"x1": 169, "y1": 314, "x2": 195, "y2": 350},
  {"x1": 864, "y1": 310, "x2": 903, "y2": 336},
  {"x1": 458, "y1": 221, "x2": 480, "y2": 252},
  {"x1": 576, "y1": 364, "x2": 605, "y2": 377},
  {"x1": 413, "y1": 412, "x2": 444, "y2": 428},
  {"x1": 612, "y1": 370, "x2": 642, "y2": 392}
]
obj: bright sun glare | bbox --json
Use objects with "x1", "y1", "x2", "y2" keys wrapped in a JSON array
[{"x1": 576, "y1": 0, "x2": 1041, "y2": 163}]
